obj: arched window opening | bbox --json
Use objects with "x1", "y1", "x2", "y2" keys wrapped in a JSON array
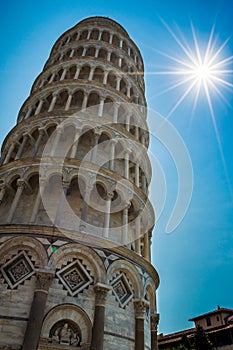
[
  {"x1": 120, "y1": 79, "x2": 127, "y2": 95},
  {"x1": 103, "y1": 97, "x2": 114, "y2": 118},
  {"x1": 90, "y1": 29, "x2": 99, "y2": 40},
  {"x1": 66, "y1": 65, "x2": 77, "y2": 80},
  {"x1": 54, "y1": 90, "x2": 69, "y2": 110},
  {"x1": 79, "y1": 65, "x2": 90, "y2": 80},
  {"x1": 102, "y1": 31, "x2": 110, "y2": 42},
  {"x1": 121, "y1": 59, "x2": 128, "y2": 72},
  {"x1": 98, "y1": 48, "x2": 107, "y2": 60},
  {"x1": 93, "y1": 67, "x2": 104, "y2": 83},
  {"x1": 86, "y1": 46, "x2": 95, "y2": 57},
  {"x1": 110, "y1": 52, "x2": 118, "y2": 66},
  {"x1": 112, "y1": 34, "x2": 120, "y2": 47},
  {"x1": 107, "y1": 72, "x2": 117, "y2": 89},
  {"x1": 70, "y1": 32, "x2": 77, "y2": 42},
  {"x1": 122, "y1": 41, "x2": 128, "y2": 53},
  {"x1": 76, "y1": 46, "x2": 84, "y2": 57},
  {"x1": 70, "y1": 90, "x2": 84, "y2": 110},
  {"x1": 87, "y1": 92, "x2": 100, "y2": 108},
  {"x1": 79, "y1": 30, "x2": 88, "y2": 40}
]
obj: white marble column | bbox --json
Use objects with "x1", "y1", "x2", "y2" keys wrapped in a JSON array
[
  {"x1": 74, "y1": 66, "x2": 80, "y2": 79},
  {"x1": 103, "y1": 192, "x2": 113, "y2": 238},
  {"x1": 89, "y1": 66, "x2": 95, "y2": 81},
  {"x1": 124, "y1": 149, "x2": 131, "y2": 179},
  {"x1": 3, "y1": 142, "x2": 16, "y2": 164},
  {"x1": 109, "y1": 139, "x2": 117, "y2": 171},
  {"x1": 15, "y1": 134, "x2": 28, "y2": 160},
  {"x1": 81, "y1": 92, "x2": 89, "y2": 109},
  {"x1": 48, "y1": 93, "x2": 58, "y2": 112},
  {"x1": 7, "y1": 179, "x2": 25, "y2": 223},
  {"x1": 32, "y1": 128, "x2": 45, "y2": 157},
  {"x1": 30, "y1": 179, "x2": 46, "y2": 223},
  {"x1": 60, "y1": 68, "x2": 67, "y2": 81},
  {"x1": 122, "y1": 202, "x2": 130, "y2": 245},
  {"x1": 50, "y1": 126, "x2": 63, "y2": 157},
  {"x1": 25, "y1": 106, "x2": 32, "y2": 119},
  {"x1": 135, "y1": 163, "x2": 140, "y2": 187},
  {"x1": 70, "y1": 127, "x2": 81, "y2": 159},
  {"x1": 80, "y1": 185, "x2": 93, "y2": 231},
  {"x1": 65, "y1": 92, "x2": 73, "y2": 111},
  {"x1": 35, "y1": 99, "x2": 44, "y2": 115},
  {"x1": 103, "y1": 71, "x2": 109, "y2": 84},
  {"x1": 98, "y1": 97, "x2": 105, "y2": 117}
]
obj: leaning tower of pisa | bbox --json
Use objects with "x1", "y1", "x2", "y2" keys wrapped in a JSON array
[{"x1": 0, "y1": 17, "x2": 159, "y2": 350}]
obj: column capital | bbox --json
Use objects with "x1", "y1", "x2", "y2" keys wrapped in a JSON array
[
  {"x1": 94, "y1": 283, "x2": 112, "y2": 306},
  {"x1": 106, "y1": 191, "x2": 114, "y2": 200},
  {"x1": 151, "y1": 313, "x2": 160, "y2": 330},
  {"x1": 134, "y1": 298, "x2": 149, "y2": 319},
  {"x1": 35, "y1": 269, "x2": 55, "y2": 292},
  {"x1": 62, "y1": 181, "x2": 70, "y2": 190},
  {"x1": 16, "y1": 179, "x2": 26, "y2": 189}
]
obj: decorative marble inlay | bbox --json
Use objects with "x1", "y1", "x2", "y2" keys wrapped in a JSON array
[
  {"x1": 1, "y1": 251, "x2": 35, "y2": 288},
  {"x1": 111, "y1": 273, "x2": 133, "y2": 308},
  {"x1": 57, "y1": 260, "x2": 93, "y2": 296}
]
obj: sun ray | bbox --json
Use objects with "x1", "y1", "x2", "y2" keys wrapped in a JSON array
[
  {"x1": 167, "y1": 78, "x2": 199, "y2": 118},
  {"x1": 203, "y1": 81, "x2": 233, "y2": 200},
  {"x1": 152, "y1": 19, "x2": 233, "y2": 200}
]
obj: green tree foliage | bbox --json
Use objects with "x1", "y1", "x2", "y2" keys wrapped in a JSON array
[
  {"x1": 180, "y1": 334, "x2": 192, "y2": 349},
  {"x1": 193, "y1": 325, "x2": 213, "y2": 350}
]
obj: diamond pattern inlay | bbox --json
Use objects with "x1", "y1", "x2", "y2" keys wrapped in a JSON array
[
  {"x1": 1, "y1": 251, "x2": 35, "y2": 289},
  {"x1": 57, "y1": 260, "x2": 93, "y2": 296},
  {"x1": 111, "y1": 273, "x2": 134, "y2": 308}
]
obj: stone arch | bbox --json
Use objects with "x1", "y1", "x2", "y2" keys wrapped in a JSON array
[
  {"x1": 79, "y1": 30, "x2": 88, "y2": 40},
  {"x1": 54, "y1": 90, "x2": 69, "y2": 111},
  {"x1": 122, "y1": 40, "x2": 128, "y2": 53},
  {"x1": 102, "y1": 30, "x2": 110, "y2": 43},
  {"x1": 41, "y1": 304, "x2": 92, "y2": 344},
  {"x1": 93, "y1": 66, "x2": 104, "y2": 83},
  {"x1": 120, "y1": 78, "x2": 127, "y2": 95},
  {"x1": 103, "y1": 96, "x2": 114, "y2": 118},
  {"x1": 79, "y1": 64, "x2": 91, "y2": 80},
  {"x1": 70, "y1": 89, "x2": 84, "y2": 110},
  {"x1": 107, "y1": 259, "x2": 143, "y2": 298},
  {"x1": 87, "y1": 92, "x2": 100, "y2": 108},
  {"x1": 90, "y1": 28, "x2": 99, "y2": 40},
  {"x1": 70, "y1": 31, "x2": 77, "y2": 42},
  {"x1": 107, "y1": 71, "x2": 117, "y2": 89},
  {"x1": 110, "y1": 51, "x2": 118, "y2": 66},
  {"x1": 49, "y1": 243, "x2": 105, "y2": 283},
  {"x1": 144, "y1": 277, "x2": 156, "y2": 313},
  {"x1": 75, "y1": 46, "x2": 84, "y2": 57},
  {"x1": 0, "y1": 235, "x2": 48, "y2": 268},
  {"x1": 112, "y1": 34, "x2": 120, "y2": 47},
  {"x1": 98, "y1": 48, "x2": 107, "y2": 60},
  {"x1": 66, "y1": 64, "x2": 77, "y2": 80},
  {"x1": 86, "y1": 46, "x2": 96, "y2": 57}
]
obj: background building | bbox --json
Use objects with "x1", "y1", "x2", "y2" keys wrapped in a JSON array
[
  {"x1": 0, "y1": 16, "x2": 159, "y2": 350},
  {"x1": 158, "y1": 307, "x2": 233, "y2": 349}
]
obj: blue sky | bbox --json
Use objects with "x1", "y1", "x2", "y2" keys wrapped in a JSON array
[{"x1": 0, "y1": 0, "x2": 232, "y2": 334}]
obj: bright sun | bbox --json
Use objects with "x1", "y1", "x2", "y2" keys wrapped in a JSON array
[
  {"x1": 195, "y1": 64, "x2": 210, "y2": 81},
  {"x1": 152, "y1": 19, "x2": 233, "y2": 200},
  {"x1": 152, "y1": 21, "x2": 233, "y2": 119}
]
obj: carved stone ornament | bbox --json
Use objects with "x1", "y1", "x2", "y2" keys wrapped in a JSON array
[
  {"x1": 151, "y1": 313, "x2": 160, "y2": 330},
  {"x1": 35, "y1": 269, "x2": 54, "y2": 291},
  {"x1": 134, "y1": 299, "x2": 149, "y2": 319},
  {"x1": 94, "y1": 283, "x2": 112, "y2": 306}
]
